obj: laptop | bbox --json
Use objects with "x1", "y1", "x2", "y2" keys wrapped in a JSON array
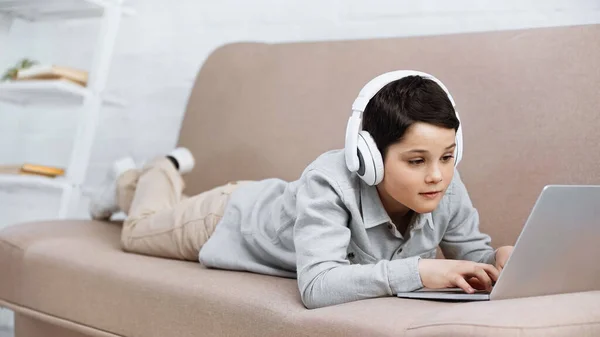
[{"x1": 396, "y1": 185, "x2": 600, "y2": 301}]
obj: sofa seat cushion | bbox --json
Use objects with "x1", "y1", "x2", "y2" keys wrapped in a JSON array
[
  {"x1": 1, "y1": 220, "x2": 599, "y2": 337},
  {"x1": 407, "y1": 291, "x2": 600, "y2": 337},
  {"x1": 0, "y1": 220, "x2": 448, "y2": 337}
]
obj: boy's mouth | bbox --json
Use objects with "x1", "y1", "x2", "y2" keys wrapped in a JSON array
[{"x1": 419, "y1": 191, "x2": 442, "y2": 199}]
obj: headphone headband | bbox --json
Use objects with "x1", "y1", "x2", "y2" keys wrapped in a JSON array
[
  {"x1": 352, "y1": 70, "x2": 456, "y2": 113},
  {"x1": 345, "y1": 70, "x2": 463, "y2": 180}
]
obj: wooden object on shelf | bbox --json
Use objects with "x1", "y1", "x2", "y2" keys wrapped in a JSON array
[
  {"x1": 20, "y1": 163, "x2": 65, "y2": 177},
  {"x1": 0, "y1": 164, "x2": 65, "y2": 178},
  {"x1": 16, "y1": 65, "x2": 88, "y2": 87}
]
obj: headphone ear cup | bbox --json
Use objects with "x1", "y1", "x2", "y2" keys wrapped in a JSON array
[
  {"x1": 454, "y1": 122, "x2": 463, "y2": 167},
  {"x1": 453, "y1": 110, "x2": 463, "y2": 167},
  {"x1": 357, "y1": 131, "x2": 384, "y2": 185},
  {"x1": 453, "y1": 145, "x2": 461, "y2": 167}
]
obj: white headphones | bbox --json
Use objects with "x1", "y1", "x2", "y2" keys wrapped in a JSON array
[{"x1": 344, "y1": 70, "x2": 463, "y2": 186}]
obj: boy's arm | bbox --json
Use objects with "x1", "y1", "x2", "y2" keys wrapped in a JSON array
[
  {"x1": 294, "y1": 170, "x2": 423, "y2": 309},
  {"x1": 439, "y1": 171, "x2": 496, "y2": 265}
]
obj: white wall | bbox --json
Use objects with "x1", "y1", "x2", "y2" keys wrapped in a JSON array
[
  {"x1": 2, "y1": 0, "x2": 600, "y2": 226},
  {"x1": 0, "y1": 0, "x2": 599, "y2": 331},
  {"x1": 0, "y1": 307, "x2": 13, "y2": 333},
  {"x1": 0, "y1": 14, "x2": 15, "y2": 165}
]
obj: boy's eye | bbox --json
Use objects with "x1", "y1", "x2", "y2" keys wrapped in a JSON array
[
  {"x1": 441, "y1": 155, "x2": 455, "y2": 162},
  {"x1": 408, "y1": 159, "x2": 425, "y2": 165}
]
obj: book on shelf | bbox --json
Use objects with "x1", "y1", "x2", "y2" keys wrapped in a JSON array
[
  {"x1": 16, "y1": 65, "x2": 88, "y2": 87},
  {"x1": 0, "y1": 164, "x2": 65, "y2": 178},
  {"x1": 20, "y1": 163, "x2": 65, "y2": 177}
]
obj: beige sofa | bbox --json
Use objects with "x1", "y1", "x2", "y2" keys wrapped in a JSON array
[{"x1": 1, "y1": 24, "x2": 600, "y2": 337}]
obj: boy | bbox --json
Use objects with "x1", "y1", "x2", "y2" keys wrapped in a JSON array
[{"x1": 91, "y1": 71, "x2": 513, "y2": 309}]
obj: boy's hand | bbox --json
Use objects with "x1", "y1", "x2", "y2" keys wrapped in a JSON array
[
  {"x1": 495, "y1": 246, "x2": 514, "y2": 272},
  {"x1": 418, "y1": 259, "x2": 500, "y2": 293}
]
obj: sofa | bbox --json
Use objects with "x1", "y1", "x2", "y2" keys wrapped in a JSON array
[{"x1": 1, "y1": 23, "x2": 600, "y2": 337}]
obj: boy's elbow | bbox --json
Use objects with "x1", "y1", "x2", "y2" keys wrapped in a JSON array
[
  {"x1": 301, "y1": 297, "x2": 318, "y2": 310},
  {"x1": 300, "y1": 288, "x2": 327, "y2": 309},
  {"x1": 299, "y1": 273, "x2": 332, "y2": 309},
  {"x1": 299, "y1": 266, "x2": 350, "y2": 309}
]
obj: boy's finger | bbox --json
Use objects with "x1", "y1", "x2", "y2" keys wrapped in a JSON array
[
  {"x1": 473, "y1": 268, "x2": 493, "y2": 291},
  {"x1": 453, "y1": 275, "x2": 475, "y2": 294},
  {"x1": 479, "y1": 263, "x2": 500, "y2": 281},
  {"x1": 467, "y1": 277, "x2": 487, "y2": 290}
]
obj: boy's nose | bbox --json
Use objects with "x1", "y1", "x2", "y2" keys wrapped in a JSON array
[{"x1": 425, "y1": 166, "x2": 443, "y2": 184}]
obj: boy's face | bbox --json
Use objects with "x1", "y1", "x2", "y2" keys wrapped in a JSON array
[{"x1": 377, "y1": 122, "x2": 456, "y2": 216}]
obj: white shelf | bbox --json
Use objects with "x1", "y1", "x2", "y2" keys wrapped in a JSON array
[
  {"x1": 1, "y1": 0, "x2": 126, "y2": 218},
  {"x1": 0, "y1": 0, "x2": 134, "y2": 21},
  {"x1": 0, "y1": 79, "x2": 124, "y2": 106},
  {"x1": 0, "y1": 173, "x2": 70, "y2": 190}
]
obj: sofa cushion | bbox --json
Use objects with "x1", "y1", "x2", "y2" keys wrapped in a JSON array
[
  {"x1": 407, "y1": 291, "x2": 600, "y2": 337},
  {"x1": 0, "y1": 220, "x2": 448, "y2": 337},
  {"x1": 178, "y1": 24, "x2": 600, "y2": 254},
  {"x1": 2, "y1": 220, "x2": 600, "y2": 337}
]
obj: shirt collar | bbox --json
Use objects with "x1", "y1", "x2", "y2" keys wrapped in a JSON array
[
  {"x1": 412, "y1": 212, "x2": 435, "y2": 231},
  {"x1": 359, "y1": 180, "x2": 435, "y2": 231},
  {"x1": 359, "y1": 180, "x2": 391, "y2": 229}
]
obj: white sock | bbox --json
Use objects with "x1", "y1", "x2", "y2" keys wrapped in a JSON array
[
  {"x1": 168, "y1": 147, "x2": 195, "y2": 174},
  {"x1": 89, "y1": 157, "x2": 136, "y2": 220}
]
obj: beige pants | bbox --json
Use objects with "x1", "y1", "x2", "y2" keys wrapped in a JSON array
[{"x1": 117, "y1": 158, "x2": 243, "y2": 261}]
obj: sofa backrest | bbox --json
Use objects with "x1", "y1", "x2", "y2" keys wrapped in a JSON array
[{"x1": 178, "y1": 24, "x2": 600, "y2": 248}]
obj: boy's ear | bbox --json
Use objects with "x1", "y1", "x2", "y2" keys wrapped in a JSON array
[{"x1": 380, "y1": 146, "x2": 390, "y2": 163}]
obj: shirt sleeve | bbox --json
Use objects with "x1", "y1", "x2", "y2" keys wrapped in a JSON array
[
  {"x1": 439, "y1": 170, "x2": 496, "y2": 265},
  {"x1": 293, "y1": 169, "x2": 423, "y2": 309}
]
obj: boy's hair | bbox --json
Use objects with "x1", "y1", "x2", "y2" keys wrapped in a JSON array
[{"x1": 362, "y1": 75, "x2": 459, "y2": 158}]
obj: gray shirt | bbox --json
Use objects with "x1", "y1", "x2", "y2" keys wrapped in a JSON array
[{"x1": 199, "y1": 149, "x2": 495, "y2": 309}]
